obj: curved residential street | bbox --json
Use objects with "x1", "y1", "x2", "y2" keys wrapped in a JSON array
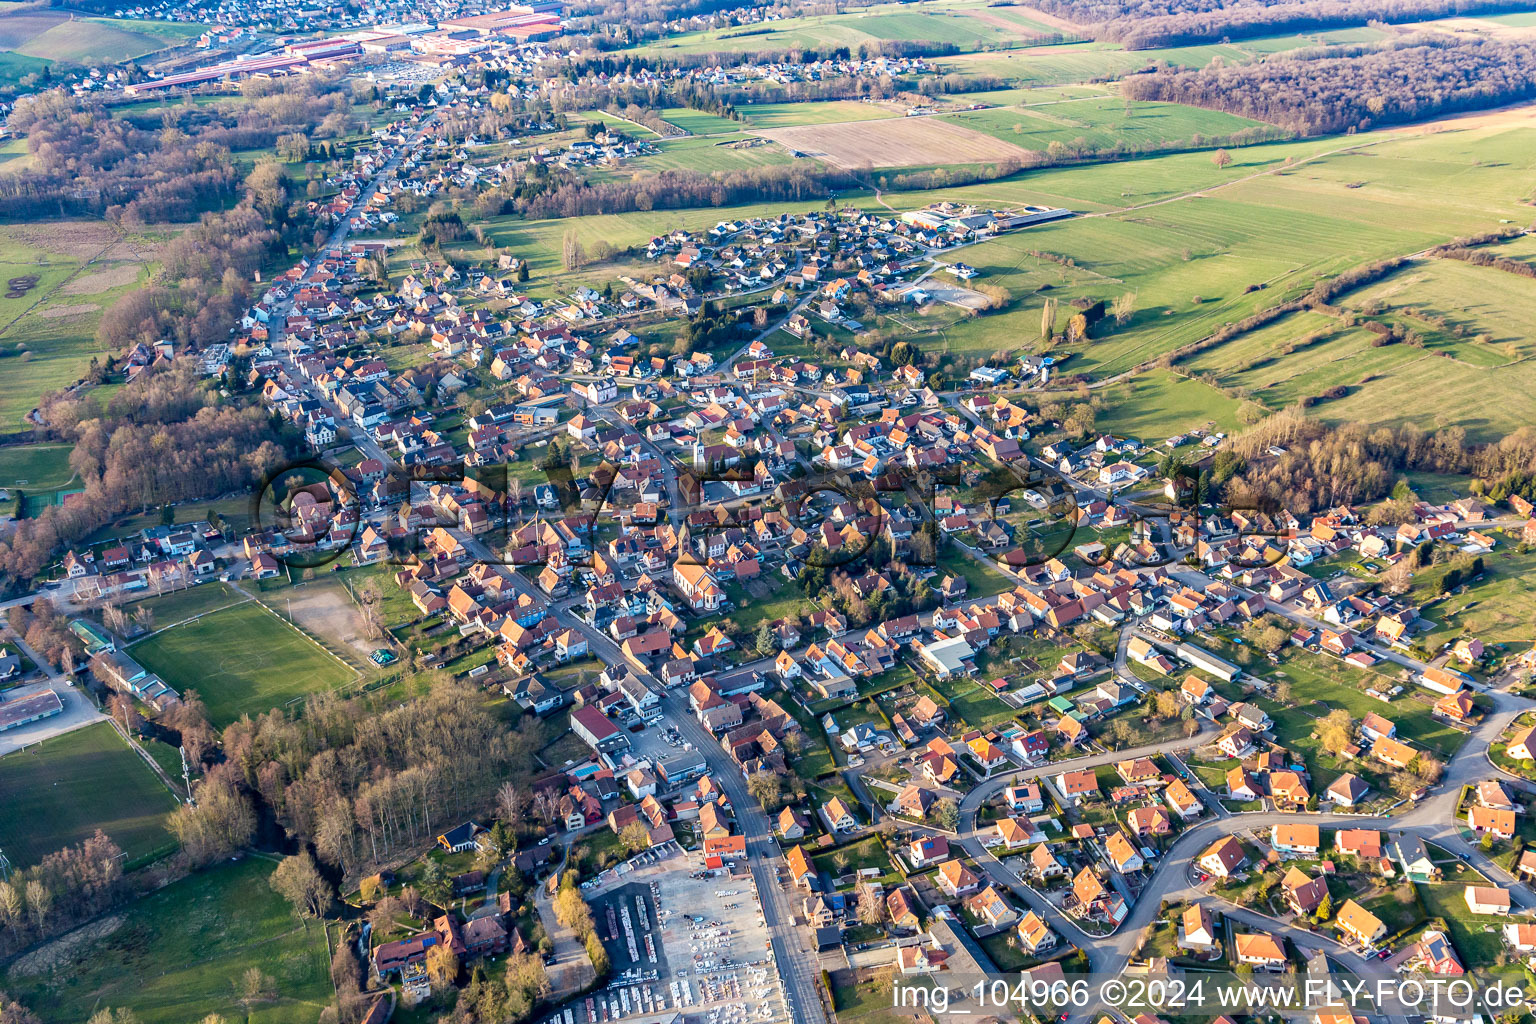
[{"x1": 855, "y1": 618, "x2": 1536, "y2": 1024}]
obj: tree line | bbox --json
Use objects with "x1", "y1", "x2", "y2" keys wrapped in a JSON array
[
  {"x1": 1120, "y1": 37, "x2": 1536, "y2": 134},
  {"x1": 1222, "y1": 408, "x2": 1536, "y2": 513},
  {"x1": 0, "y1": 831, "x2": 130, "y2": 957}
]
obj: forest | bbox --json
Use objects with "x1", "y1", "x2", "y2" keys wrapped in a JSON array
[
  {"x1": 1220, "y1": 409, "x2": 1536, "y2": 513},
  {"x1": 1032, "y1": 0, "x2": 1535, "y2": 47},
  {"x1": 0, "y1": 80, "x2": 359, "y2": 224},
  {"x1": 0, "y1": 365, "x2": 295, "y2": 581},
  {"x1": 1121, "y1": 36, "x2": 1536, "y2": 134},
  {"x1": 203, "y1": 679, "x2": 534, "y2": 876}
]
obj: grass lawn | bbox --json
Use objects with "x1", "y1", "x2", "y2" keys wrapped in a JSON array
[
  {"x1": 129, "y1": 600, "x2": 355, "y2": 726},
  {"x1": 1360, "y1": 885, "x2": 1426, "y2": 938},
  {"x1": 935, "y1": 544, "x2": 1013, "y2": 599},
  {"x1": 926, "y1": 670, "x2": 1018, "y2": 730},
  {"x1": 1409, "y1": 544, "x2": 1536, "y2": 658},
  {"x1": 811, "y1": 835, "x2": 898, "y2": 886},
  {"x1": 1249, "y1": 645, "x2": 1463, "y2": 757},
  {"x1": 725, "y1": 577, "x2": 815, "y2": 637},
  {"x1": 833, "y1": 968, "x2": 933, "y2": 1024},
  {"x1": 781, "y1": 698, "x2": 840, "y2": 779},
  {"x1": 1416, "y1": 882, "x2": 1506, "y2": 968},
  {"x1": 0, "y1": 857, "x2": 332, "y2": 1024},
  {"x1": 0, "y1": 721, "x2": 178, "y2": 868}
]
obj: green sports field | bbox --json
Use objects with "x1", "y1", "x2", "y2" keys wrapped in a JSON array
[
  {"x1": 129, "y1": 600, "x2": 355, "y2": 726},
  {"x1": 0, "y1": 721, "x2": 178, "y2": 868},
  {"x1": 0, "y1": 443, "x2": 74, "y2": 491}
]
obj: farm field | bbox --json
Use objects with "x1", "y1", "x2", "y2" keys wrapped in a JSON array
[
  {"x1": 956, "y1": 84, "x2": 1108, "y2": 106},
  {"x1": 0, "y1": 721, "x2": 178, "y2": 868},
  {"x1": 756, "y1": 116, "x2": 1029, "y2": 169},
  {"x1": 628, "y1": 133, "x2": 800, "y2": 175},
  {"x1": 938, "y1": 98, "x2": 1271, "y2": 155},
  {"x1": 658, "y1": 107, "x2": 743, "y2": 136},
  {"x1": 1, "y1": 857, "x2": 333, "y2": 1024},
  {"x1": 13, "y1": 17, "x2": 199, "y2": 62},
  {"x1": 582, "y1": 109, "x2": 660, "y2": 138},
  {"x1": 740, "y1": 99, "x2": 899, "y2": 129},
  {"x1": 914, "y1": 123, "x2": 1535, "y2": 380},
  {"x1": 0, "y1": 9, "x2": 198, "y2": 63},
  {"x1": 0, "y1": 220, "x2": 159, "y2": 430},
  {"x1": 1341, "y1": 258, "x2": 1536, "y2": 360},
  {"x1": 488, "y1": 106, "x2": 1532, "y2": 445},
  {"x1": 1088, "y1": 370, "x2": 1248, "y2": 441},
  {"x1": 1302, "y1": 342, "x2": 1536, "y2": 442},
  {"x1": 630, "y1": 0, "x2": 1059, "y2": 57},
  {"x1": 479, "y1": 132, "x2": 1349, "y2": 285},
  {"x1": 934, "y1": 40, "x2": 1249, "y2": 87},
  {"x1": 0, "y1": 49, "x2": 47, "y2": 86},
  {"x1": 1470, "y1": 231, "x2": 1536, "y2": 266},
  {"x1": 1183, "y1": 315, "x2": 1429, "y2": 410},
  {"x1": 129, "y1": 600, "x2": 356, "y2": 726}
]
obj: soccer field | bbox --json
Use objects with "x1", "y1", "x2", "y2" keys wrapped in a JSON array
[
  {"x1": 0, "y1": 721, "x2": 179, "y2": 868},
  {"x1": 129, "y1": 601, "x2": 356, "y2": 726}
]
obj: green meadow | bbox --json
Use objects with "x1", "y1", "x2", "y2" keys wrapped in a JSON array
[
  {"x1": 938, "y1": 98, "x2": 1270, "y2": 154},
  {"x1": 1, "y1": 857, "x2": 332, "y2": 1024}
]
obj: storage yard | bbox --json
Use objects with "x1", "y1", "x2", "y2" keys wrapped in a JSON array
[{"x1": 543, "y1": 848, "x2": 788, "y2": 1024}]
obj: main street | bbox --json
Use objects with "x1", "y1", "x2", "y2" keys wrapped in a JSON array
[{"x1": 463, "y1": 530, "x2": 831, "y2": 1024}]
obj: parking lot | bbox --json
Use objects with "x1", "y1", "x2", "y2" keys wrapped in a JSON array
[{"x1": 555, "y1": 848, "x2": 788, "y2": 1024}]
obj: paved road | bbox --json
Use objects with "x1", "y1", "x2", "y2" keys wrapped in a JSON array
[{"x1": 0, "y1": 678, "x2": 104, "y2": 756}]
